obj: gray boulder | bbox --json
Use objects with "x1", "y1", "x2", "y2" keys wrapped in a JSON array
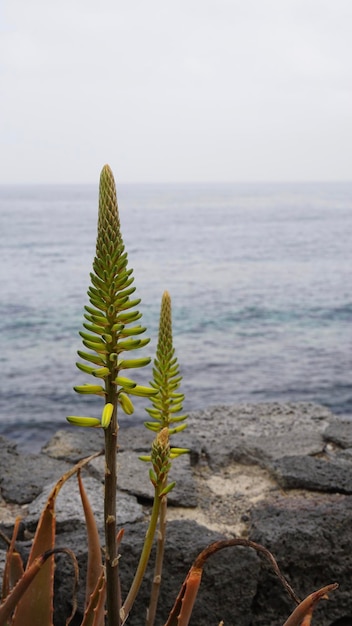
[{"x1": 250, "y1": 493, "x2": 352, "y2": 625}]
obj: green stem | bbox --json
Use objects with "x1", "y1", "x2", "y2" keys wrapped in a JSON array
[
  {"x1": 146, "y1": 492, "x2": 168, "y2": 626},
  {"x1": 121, "y1": 487, "x2": 161, "y2": 624},
  {"x1": 104, "y1": 392, "x2": 121, "y2": 626}
]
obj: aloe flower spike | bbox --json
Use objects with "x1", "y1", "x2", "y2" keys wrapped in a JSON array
[{"x1": 69, "y1": 164, "x2": 153, "y2": 626}]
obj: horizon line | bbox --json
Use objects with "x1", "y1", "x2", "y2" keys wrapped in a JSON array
[{"x1": 1, "y1": 179, "x2": 352, "y2": 187}]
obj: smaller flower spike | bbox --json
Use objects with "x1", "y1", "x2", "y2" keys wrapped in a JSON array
[{"x1": 144, "y1": 291, "x2": 188, "y2": 453}]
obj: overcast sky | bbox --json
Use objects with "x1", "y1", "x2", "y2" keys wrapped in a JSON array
[{"x1": 1, "y1": 0, "x2": 352, "y2": 183}]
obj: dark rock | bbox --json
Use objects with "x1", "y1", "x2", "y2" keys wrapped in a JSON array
[
  {"x1": 335, "y1": 448, "x2": 352, "y2": 464},
  {"x1": 43, "y1": 425, "x2": 161, "y2": 462},
  {"x1": 2, "y1": 403, "x2": 352, "y2": 626},
  {"x1": 42, "y1": 428, "x2": 105, "y2": 462},
  {"x1": 323, "y1": 418, "x2": 352, "y2": 449},
  {"x1": 249, "y1": 493, "x2": 352, "y2": 625},
  {"x1": 187, "y1": 402, "x2": 331, "y2": 469},
  {"x1": 0, "y1": 438, "x2": 72, "y2": 504},
  {"x1": 272, "y1": 455, "x2": 352, "y2": 493},
  {"x1": 89, "y1": 451, "x2": 197, "y2": 508},
  {"x1": 53, "y1": 528, "x2": 92, "y2": 626},
  {"x1": 0, "y1": 436, "x2": 17, "y2": 453},
  {"x1": 0, "y1": 549, "x2": 6, "y2": 583},
  {"x1": 44, "y1": 427, "x2": 197, "y2": 508},
  {"x1": 52, "y1": 520, "x2": 259, "y2": 626},
  {"x1": 25, "y1": 473, "x2": 144, "y2": 532}
]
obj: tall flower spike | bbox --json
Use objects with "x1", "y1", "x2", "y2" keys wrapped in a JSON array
[
  {"x1": 67, "y1": 164, "x2": 156, "y2": 429},
  {"x1": 67, "y1": 164, "x2": 157, "y2": 626},
  {"x1": 144, "y1": 291, "x2": 188, "y2": 457}
]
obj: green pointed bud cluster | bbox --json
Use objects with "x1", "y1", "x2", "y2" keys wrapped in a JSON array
[
  {"x1": 149, "y1": 428, "x2": 174, "y2": 494},
  {"x1": 144, "y1": 291, "x2": 188, "y2": 462},
  {"x1": 68, "y1": 164, "x2": 153, "y2": 429},
  {"x1": 139, "y1": 446, "x2": 189, "y2": 463}
]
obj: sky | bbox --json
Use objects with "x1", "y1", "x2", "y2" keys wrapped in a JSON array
[{"x1": 1, "y1": 0, "x2": 352, "y2": 184}]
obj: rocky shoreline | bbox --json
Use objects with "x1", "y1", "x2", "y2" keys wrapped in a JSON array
[{"x1": 1, "y1": 402, "x2": 352, "y2": 625}]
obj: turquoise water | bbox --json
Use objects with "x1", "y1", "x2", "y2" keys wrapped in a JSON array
[{"x1": 0, "y1": 182, "x2": 351, "y2": 449}]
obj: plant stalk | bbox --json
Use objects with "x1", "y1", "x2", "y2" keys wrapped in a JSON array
[
  {"x1": 104, "y1": 395, "x2": 121, "y2": 626},
  {"x1": 146, "y1": 490, "x2": 168, "y2": 626},
  {"x1": 121, "y1": 488, "x2": 161, "y2": 624}
]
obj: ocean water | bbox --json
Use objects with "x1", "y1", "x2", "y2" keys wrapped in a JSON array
[{"x1": 0, "y1": 181, "x2": 351, "y2": 451}]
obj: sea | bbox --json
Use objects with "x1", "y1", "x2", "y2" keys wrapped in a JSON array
[{"x1": 0, "y1": 181, "x2": 351, "y2": 452}]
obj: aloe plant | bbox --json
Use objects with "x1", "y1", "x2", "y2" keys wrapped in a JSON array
[
  {"x1": 0, "y1": 452, "x2": 102, "y2": 626},
  {"x1": 0, "y1": 165, "x2": 340, "y2": 626}
]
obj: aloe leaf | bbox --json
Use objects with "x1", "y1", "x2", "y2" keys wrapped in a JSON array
[
  {"x1": 11, "y1": 492, "x2": 56, "y2": 625},
  {"x1": 168, "y1": 567, "x2": 202, "y2": 626},
  {"x1": 11, "y1": 452, "x2": 102, "y2": 626},
  {"x1": 81, "y1": 569, "x2": 106, "y2": 626},
  {"x1": 0, "y1": 552, "x2": 55, "y2": 626},
  {"x1": 282, "y1": 583, "x2": 338, "y2": 626},
  {"x1": 77, "y1": 472, "x2": 103, "y2": 608},
  {"x1": 2, "y1": 517, "x2": 24, "y2": 603}
]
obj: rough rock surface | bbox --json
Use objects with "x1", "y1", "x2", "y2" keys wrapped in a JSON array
[
  {"x1": 0, "y1": 436, "x2": 72, "y2": 504},
  {"x1": 1, "y1": 402, "x2": 352, "y2": 626}
]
